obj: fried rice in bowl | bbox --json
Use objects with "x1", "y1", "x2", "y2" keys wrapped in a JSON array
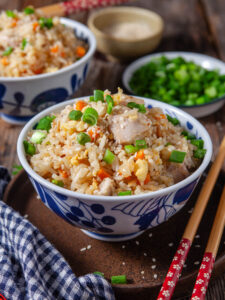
[{"x1": 17, "y1": 89, "x2": 212, "y2": 241}]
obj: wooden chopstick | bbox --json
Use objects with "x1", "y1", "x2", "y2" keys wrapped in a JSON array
[
  {"x1": 38, "y1": 0, "x2": 131, "y2": 17},
  {"x1": 157, "y1": 136, "x2": 225, "y2": 300},
  {"x1": 191, "y1": 185, "x2": 225, "y2": 300}
]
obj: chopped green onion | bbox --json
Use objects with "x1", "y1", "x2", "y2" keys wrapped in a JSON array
[
  {"x1": 191, "y1": 139, "x2": 204, "y2": 149},
  {"x1": 82, "y1": 107, "x2": 98, "y2": 125},
  {"x1": 21, "y1": 38, "x2": 27, "y2": 50},
  {"x1": 77, "y1": 132, "x2": 91, "y2": 145},
  {"x1": 30, "y1": 131, "x2": 47, "y2": 144},
  {"x1": 111, "y1": 275, "x2": 127, "y2": 284},
  {"x1": 181, "y1": 131, "x2": 196, "y2": 140},
  {"x1": 6, "y1": 10, "x2": 16, "y2": 18},
  {"x1": 165, "y1": 142, "x2": 171, "y2": 146},
  {"x1": 106, "y1": 95, "x2": 114, "y2": 114},
  {"x1": 103, "y1": 149, "x2": 115, "y2": 164},
  {"x1": 194, "y1": 149, "x2": 206, "y2": 159},
  {"x1": 135, "y1": 139, "x2": 147, "y2": 149},
  {"x1": 93, "y1": 271, "x2": 104, "y2": 277},
  {"x1": 94, "y1": 89, "x2": 104, "y2": 102},
  {"x1": 118, "y1": 191, "x2": 132, "y2": 196},
  {"x1": 166, "y1": 114, "x2": 180, "y2": 126},
  {"x1": 24, "y1": 7, "x2": 35, "y2": 14},
  {"x1": 89, "y1": 96, "x2": 94, "y2": 102},
  {"x1": 39, "y1": 17, "x2": 53, "y2": 29},
  {"x1": 2, "y1": 47, "x2": 13, "y2": 56},
  {"x1": 23, "y1": 140, "x2": 36, "y2": 156},
  {"x1": 12, "y1": 164, "x2": 23, "y2": 175},
  {"x1": 36, "y1": 115, "x2": 56, "y2": 131},
  {"x1": 51, "y1": 179, "x2": 64, "y2": 187},
  {"x1": 169, "y1": 150, "x2": 186, "y2": 163},
  {"x1": 127, "y1": 102, "x2": 146, "y2": 113},
  {"x1": 124, "y1": 145, "x2": 138, "y2": 154},
  {"x1": 69, "y1": 110, "x2": 83, "y2": 121}
]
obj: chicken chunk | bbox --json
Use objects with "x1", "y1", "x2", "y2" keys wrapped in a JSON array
[
  {"x1": 109, "y1": 109, "x2": 150, "y2": 144},
  {"x1": 167, "y1": 163, "x2": 189, "y2": 183},
  {"x1": 119, "y1": 95, "x2": 145, "y2": 106},
  {"x1": 97, "y1": 177, "x2": 114, "y2": 196}
]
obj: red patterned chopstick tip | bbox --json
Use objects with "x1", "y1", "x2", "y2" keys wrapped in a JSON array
[
  {"x1": 191, "y1": 252, "x2": 215, "y2": 300},
  {"x1": 157, "y1": 238, "x2": 191, "y2": 300},
  {"x1": 62, "y1": 0, "x2": 129, "y2": 15}
]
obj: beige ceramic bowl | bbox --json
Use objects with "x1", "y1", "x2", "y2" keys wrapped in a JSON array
[{"x1": 87, "y1": 6, "x2": 164, "y2": 61}]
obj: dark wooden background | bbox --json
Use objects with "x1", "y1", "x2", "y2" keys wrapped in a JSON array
[{"x1": 0, "y1": 1, "x2": 225, "y2": 299}]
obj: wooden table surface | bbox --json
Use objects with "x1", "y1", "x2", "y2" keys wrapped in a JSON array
[{"x1": 0, "y1": 1, "x2": 225, "y2": 299}]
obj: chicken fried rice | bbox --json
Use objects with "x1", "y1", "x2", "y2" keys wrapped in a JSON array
[
  {"x1": 0, "y1": 7, "x2": 88, "y2": 77},
  {"x1": 24, "y1": 89, "x2": 206, "y2": 196}
]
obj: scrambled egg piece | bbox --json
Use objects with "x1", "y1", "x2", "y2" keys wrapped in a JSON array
[{"x1": 134, "y1": 159, "x2": 148, "y2": 182}]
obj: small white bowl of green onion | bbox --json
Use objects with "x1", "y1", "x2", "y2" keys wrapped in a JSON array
[{"x1": 122, "y1": 51, "x2": 225, "y2": 118}]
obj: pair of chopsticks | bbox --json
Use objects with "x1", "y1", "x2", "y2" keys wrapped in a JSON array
[
  {"x1": 157, "y1": 136, "x2": 225, "y2": 300},
  {"x1": 39, "y1": 0, "x2": 131, "y2": 17}
]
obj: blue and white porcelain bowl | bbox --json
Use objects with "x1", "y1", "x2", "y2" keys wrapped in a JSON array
[
  {"x1": 17, "y1": 96, "x2": 212, "y2": 242},
  {"x1": 0, "y1": 18, "x2": 96, "y2": 125}
]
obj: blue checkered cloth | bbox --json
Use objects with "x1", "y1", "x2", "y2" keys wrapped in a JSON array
[{"x1": 0, "y1": 167, "x2": 115, "y2": 300}]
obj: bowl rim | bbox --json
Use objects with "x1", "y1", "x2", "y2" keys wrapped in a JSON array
[
  {"x1": 87, "y1": 6, "x2": 164, "y2": 43},
  {"x1": 0, "y1": 17, "x2": 96, "y2": 82},
  {"x1": 122, "y1": 51, "x2": 225, "y2": 109},
  {"x1": 17, "y1": 95, "x2": 212, "y2": 202}
]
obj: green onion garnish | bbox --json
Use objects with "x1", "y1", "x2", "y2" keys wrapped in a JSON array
[
  {"x1": 191, "y1": 139, "x2": 204, "y2": 149},
  {"x1": 69, "y1": 110, "x2": 83, "y2": 121},
  {"x1": 103, "y1": 149, "x2": 115, "y2": 164},
  {"x1": 169, "y1": 150, "x2": 186, "y2": 163},
  {"x1": 12, "y1": 164, "x2": 23, "y2": 175},
  {"x1": 166, "y1": 114, "x2": 180, "y2": 126},
  {"x1": 24, "y1": 7, "x2": 35, "y2": 14},
  {"x1": 165, "y1": 142, "x2": 171, "y2": 146},
  {"x1": 30, "y1": 131, "x2": 47, "y2": 144},
  {"x1": 2, "y1": 47, "x2": 13, "y2": 56},
  {"x1": 181, "y1": 131, "x2": 196, "y2": 140},
  {"x1": 111, "y1": 275, "x2": 127, "y2": 284},
  {"x1": 39, "y1": 17, "x2": 53, "y2": 29},
  {"x1": 94, "y1": 89, "x2": 104, "y2": 102},
  {"x1": 194, "y1": 149, "x2": 206, "y2": 159},
  {"x1": 82, "y1": 107, "x2": 98, "y2": 125},
  {"x1": 124, "y1": 145, "x2": 138, "y2": 154},
  {"x1": 106, "y1": 95, "x2": 114, "y2": 114},
  {"x1": 6, "y1": 10, "x2": 16, "y2": 18},
  {"x1": 93, "y1": 271, "x2": 104, "y2": 277},
  {"x1": 127, "y1": 102, "x2": 146, "y2": 113},
  {"x1": 36, "y1": 115, "x2": 56, "y2": 131},
  {"x1": 89, "y1": 96, "x2": 94, "y2": 102},
  {"x1": 21, "y1": 38, "x2": 27, "y2": 50},
  {"x1": 77, "y1": 132, "x2": 91, "y2": 145},
  {"x1": 118, "y1": 191, "x2": 132, "y2": 196},
  {"x1": 51, "y1": 179, "x2": 64, "y2": 187},
  {"x1": 135, "y1": 139, "x2": 147, "y2": 149},
  {"x1": 23, "y1": 140, "x2": 36, "y2": 156}
]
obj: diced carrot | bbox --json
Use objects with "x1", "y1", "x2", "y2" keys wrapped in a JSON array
[
  {"x1": 135, "y1": 149, "x2": 145, "y2": 160},
  {"x1": 1, "y1": 57, "x2": 9, "y2": 66},
  {"x1": 88, "y1": 127, "x2": 100, "y2": 141},
  {"x1": 51, "y1": 45, "x2": 59, "y2": 53},
  {"x1": 144, "y1": 173, "x2": 151, "y2": 184},
  {"x1": 59, "y1": 169, "x2": 68, "y2": 178},
  {"x1": 76, "y1": 100, "x2": 87, "y2": 111},
  {"x1": 76, "y1": 46, "x2": 86, "y2": 58},
  {"x1": 33, "y1": 22, "x2": 39, "y2": 31},
  {"x1": 97, "y1": 168, "x2": 110, "y2": 180},
  {"x1": 61, "y1": 51, "x2": 65, "y2": 57},
  {"x1": 11, "y1": 20, "x2": 17, "y2": 27},
  {"x1": 33, "y1": 68, "x2": 43, "y2": 74},
  {"x1": 154, "y1": 114, "x2": 166, "y2": 120}
]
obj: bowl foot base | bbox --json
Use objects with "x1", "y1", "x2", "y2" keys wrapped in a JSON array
[
  {"x1": 1, "y1": 113, "x2": 34, "y2": 125},
  {"x1": 81, "y1": 229, "x2": 144, "y2": 242}
]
